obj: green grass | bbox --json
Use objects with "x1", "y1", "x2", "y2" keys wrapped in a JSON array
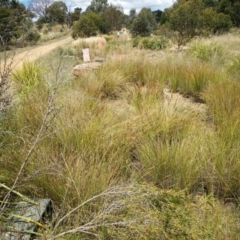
[{"x1": 1, "y1": 32, "x2": 240, "y2": 239}]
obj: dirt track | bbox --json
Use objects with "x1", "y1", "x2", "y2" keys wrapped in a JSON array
[{"x1": 9, "y1": 36, "x2": 73, "y2": 70}]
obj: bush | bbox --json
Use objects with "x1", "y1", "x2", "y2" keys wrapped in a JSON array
[
  {"x1": 72, "y1": 12, "x2": 102, "y2": 38},
  {"x1": 131, "y1": 8, "x2": 157, "y2": 37},
  {"x1": 132, "y1": 37, "x2": 169, "y2": 50},
  {"x1": 24, "y1": 30, "x2": 41, "y2": 44}
]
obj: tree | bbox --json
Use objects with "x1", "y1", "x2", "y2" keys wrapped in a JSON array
[
  {"x1": 86, "y1": 0, "x2": 109, "y2": 14},
  {"x1": 45, "y1": 1, "x2": 67, "y2": 26},
  {"x1": 129, "y1": 8, "x2": 136, "y2": 19},
  {"x1": 0, "y1": 0, "x2": 33, "y2": 45},
  {"x1": 130, "y1": 8, "x2": 157, "y2": 37},
  {"x1": 152, "y1": 9, "x2": 163, "y2": 23},
  {"x1": 165, "y1": 0, "x2": 203, "y2": 46},
  {"x1": 217, "y1": 0, "x2": 240, "y2": 27},
  {"x1": 28, "y1": 0, "x2": 53, "y2": 18},
  {"x1": 102, "y1": 4, "x2": 124, "y2": 32},
  {"x1": 0, "y1": 0, "x2": 35, "y2": 114},
  {"x1": 72, "y1": 12, "x2": 102, "y2": 38},
  {"x1": 70, "y1": 7, "x2": 82, "y2": 23},
  {"x1": 164, "y1": 0, "x2": 232, "y2": 47},
  {"x1": 199, "y1": 7, "x2": 232, "y2": 35}
]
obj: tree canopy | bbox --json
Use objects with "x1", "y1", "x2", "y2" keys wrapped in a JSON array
[
  {"x1": 72, "y1": 12, "x2": 102, "y2": 38},
  {"x1": 45, "y1": 1, "x2": 68, "y2": 26},
  {"x1": 164, "y1": 0, "x2": 232, "y2": 46},
  {"x1": 101, "y1": 4, "x2": 124, "y2": 32},
  {"x1": 0, "y1": 0, "x2": 34, "y2": 45},
  {"x1": 130, "y1": 8, "x2": 157, "y2": 37},
  {"x1": 86, "y1": 0, "x2": 109, "y2": 14}
]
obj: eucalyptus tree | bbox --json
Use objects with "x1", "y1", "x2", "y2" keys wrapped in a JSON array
[
  {"x1": 86, "y1": 0, "x2": 109, "y2": 14},
  {"x1": 130, "y1": 8, "x2": 157, "y2": 37}
]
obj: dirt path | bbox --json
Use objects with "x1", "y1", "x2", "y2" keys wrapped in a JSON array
[{"x1": 6, "y1": 36, "x2": 73, "y2": 70}]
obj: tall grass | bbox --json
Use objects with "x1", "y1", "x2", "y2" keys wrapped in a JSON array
[
  {"x1": 187, "y1": 41, "x2": 226, "y2": 66},
  {"x1": 202, "y1": 80, "x2": 240, "y2": 198},
  {"x1": 2, "y1": 33, "x2": 240, "y2": 239},
  {"x1": 11, "y1": 61, "x2": 42, "y2": 97},
  {"x1": 159, "y1": 61, "x2": 221, "y2": 101}
]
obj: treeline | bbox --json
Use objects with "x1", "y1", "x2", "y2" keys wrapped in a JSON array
[
  {"x1": 0, "y1": 0, "x2": 239, "y2": 47},
  {"x1": 162, "y1": 0, "x2": 236, "y2": 46}
]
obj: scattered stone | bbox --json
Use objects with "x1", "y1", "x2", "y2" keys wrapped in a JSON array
[
  {"x1": 2, "y1": 199, "x2": 52, "y2": 240},
  {"x1": 73, "y1": 62, "x2": 102, "y2": 76}
]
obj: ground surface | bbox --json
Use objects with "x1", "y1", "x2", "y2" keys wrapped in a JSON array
[
  {"x1": 2, "y1": 35, "x2": 206, "y2": 115},
  {"x1": 11, "y1": 36, "x2": 73, "y2": 70}
]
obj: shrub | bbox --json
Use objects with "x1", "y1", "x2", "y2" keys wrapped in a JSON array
[
  {"x1": 131, "y1": 8, "x2": 157, "y2": 37},
  {"x1": 24, "y1": 30, "x2": 41, "y2": 44},
  {"x1": 131, "y1": 36, "x2": 141, "y2": 47},
  {"x1": 132, "y1": 37, "x2": 168, "y2": 50},
  {"x1": 72, "y1": 12, "x2": 102, "y2": 38}
]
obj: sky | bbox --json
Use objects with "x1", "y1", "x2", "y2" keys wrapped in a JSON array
[{"x1": 20, "y1": 0, "x2": 173, "y2": 15}]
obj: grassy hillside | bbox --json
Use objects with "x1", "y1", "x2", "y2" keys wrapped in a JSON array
[{"x1": 1, "y1": 33, "x2": 240, "y2": 239}]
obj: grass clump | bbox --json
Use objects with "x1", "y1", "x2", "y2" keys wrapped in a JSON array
[
  {"x1": 11, "y1": 61, "x2": 42, "y2": 97},
  {"x1": 163, "y1": 62, "x2": 221, "y2": 101},
  {"x1": 187, "y1": 41, "x2": 225, "y2": 65},
  {"x1": 202, "y1": 80, "x2": 240, "y2": 198},
  {"x1": 226, "y1": 54, "x2": 240, "y2": 79}
]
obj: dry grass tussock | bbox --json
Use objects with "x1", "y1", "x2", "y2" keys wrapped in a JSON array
[{"x1": 1, "y1": 33, "x2": 240, "y2": 239}]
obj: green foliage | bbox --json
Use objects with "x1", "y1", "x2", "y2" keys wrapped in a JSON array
[
  {"x1": 86, "y1": 0, "x2": 109, "y2": 14},
  {"x1": 166, "y1": 62, "x2": 220, "y2": 100},
  {"x1": 130, "y1": 8, "x2": 157, "y2": 37},
  {"x1": 199, "y1": 7, "x2": 232, "y2": 35},
  {"x1": 188, "y1": 41, "x2": 225, "y2": 64},
  {"x1": 0, "y1": 0, "x2": 33, "y2": 45},
  {"x1": 11, "y1": 61, "x2": 42, "y2": 97},
  {"x1": 70, "y1": 7, "x2": 81, "y2": 25},
  {"x1": 202, "y1": 80, "x2": 240, "y2": 197},
  {"x1": 24, "y1": 30, "x2": 41, "y2": 44},
  {"x1": 72, "y1": 12, "x2": 102, "y2": 38},
  {"x1": 164, "y1": 0, "x2": 232, "y2": 46},
  {"x1": 164, "y1": 0, "x2": 203, "y2": 46},
  {"x1": 45, "y1": 1, "x2": 67, "y2": 25},
  {"x1": 101, "y1": 4, "x2": 124, "y2": 32},
  {"x1": 217, "y1": 0, "x2": 240, "y2": 27},
  {"x1": 226, "y1": 54, "x2": 240, "y2": 79},
  {"x1": 3, "y1": 35, "x2": 240, "y2": 239},
  {"x1": 132, "y1": 36, "x2": 169, "y2": 50}
]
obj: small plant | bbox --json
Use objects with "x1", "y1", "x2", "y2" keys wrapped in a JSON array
[
  {"x1": 11, "y1": 61, "x2": 42, "y2": 97},
  {"x1": 24, "y1": 30, "x2": 41, "y2": 44},
  {"x1": 131, "y1": 36, "x2": 142, "y2": 48}
]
